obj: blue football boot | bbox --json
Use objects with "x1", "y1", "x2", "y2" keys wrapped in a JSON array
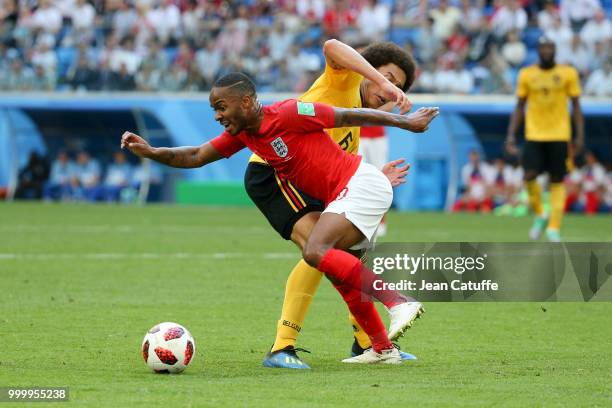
[{"x1": 262, "y1": 346, "x2": 311, "y2": 369}]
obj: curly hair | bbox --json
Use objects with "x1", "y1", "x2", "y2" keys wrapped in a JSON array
[{"x1": 360, "y1": 42, "x2": 416, "y2": 91}]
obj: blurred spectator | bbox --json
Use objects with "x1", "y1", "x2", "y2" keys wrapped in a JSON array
[
  {"x1": 67, "y1": 54, "x2": 99, "y2": 91},
  {"x1": 559, "y1": 0, "x2": 601, "y2": 33},
  {"x1": 435, "y1": 61, "x2": 475, "y2": 93},
  {"x1": 560, "y1": 34, "x2": 591, "y2": 74},
  {"x1": 31, "y1": 64, "x2": 55, "y2": 91},
  {"x1": 114, "y1": 63, "x2": 137, "y2": 91},
  {"x1": 6, "y1": 59, "x2": 33, "y2": 90},
  {"x1": 538, "y1": 0, "x2": 559, "y2": 32},
  {"x1": 195, "y1": 40, "x2": 222, "y2": 86},
  {"x1": 296, "y1": 0, "x2": 326, "y2": 22},
  {"x1": 604, "y1": 163, "x2": 612, "y2": 212},
  {"x1": 30, "y1": 0, "x2": 62, "y2": 37},
  {"x1": 501, "y1": 30, "x2": 527, "y2": 67},
  {"x1": 141, "y1": 40, "x2": 169, "y2": 73},
  {"x1": 135, "y1": 63, "x2": 161, "y2": 92},
  {"x1": 110, "y1": 37, "x2": 141, "y2": 75},
  {"x1": 322, "y1": 0, "x2": 357, "y2": 40},
  {"x1": 15, "y1": 152, "x2": 49, "y2": 199},
  {"x1": 448, "y1": 25, "x2": 470, "y2": 61},
  {"x1": 566, "y1": 151, "x2": 606, "y2": 214},
  {"x1": 43, "y1": 151, "x2": 75, "y2": 201},
  {"x1": 467, "y1": 16, "x2": 495, "y2": 62},
  {"x1": 113, "y1": 0, "x2": 137, "y2": 41},
  {"x1": 479, "y1": 47, "x2": 513, "y2": 93},
  {"x1": 31, "y1": 42, "x2": 56, "y2": 77},
  {"x1": 430, "y1": 0, "x2": 462, "y2": 41},
  {"x1": 589, "y1": 40, "x2": 610, "y2": 72},
  {"x1": 491, "y1": 0, "x2": 528, "y2": 41},
  {"x1": 453, "y1": 150, "x2": 493, "y2": 213},
  {"x1": 174, "y1": 40, "x2": 194, "y2": 70},
  {"x1": 72, "y1": 151, "x2": 101, "y2": 201},
  {"x1": 103, "y1": 151, "x2": 133, "y2": 202},
  {"x1": 160, "y1": 65, "x2": 186, "y2": 92},
  {"x1": 66, "y1": 0, "x2": 96, "y2": 46},
  {"x1": 580, "y1": 9, "x2": 612, "y2": 51},
  {"x1": 269, "y1": 21, "x2": 295, "y2": 62},
  {"x1": 584, "y1": 59, "x2": 612, "y2": 97},
  {"x1": 485, "y1": 157, "x2": 514, "y2": 207},
  {"x1": 415, "y1": 16, "x2": 440, "y2": 63},
  {"x1": 357, "y1": 0, "x2": 391, "y2": 41},
  {"x1": 147, "y1": 0, "x2": 180, "y2": 46},
  {"x1": 393, "y1": 0, "x2": 427, "y2": 27},
  {"x1": 185, "y1": 63, "x2": 205, "y2": 91},
  {"x1": 545, "y1": 16, "x2": 573, "y2": 61},
  {"x1": 216, "y1": 20, "x2": 248, "y2": 56},
  {"x1": 459, "y1": 0, "x2": 483, "y2": 34}
]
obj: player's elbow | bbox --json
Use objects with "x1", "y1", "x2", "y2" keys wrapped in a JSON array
[{"x1": 323, "y1": 39, "x2": 340, "y2": 55}]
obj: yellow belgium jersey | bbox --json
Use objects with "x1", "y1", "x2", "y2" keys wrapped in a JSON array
[
  {"x1": 249, "y1": 63, "x2": 363, "y2": 164},
  {"x1": 517, "y1": 64, "x2": 581, "y2": 142}
]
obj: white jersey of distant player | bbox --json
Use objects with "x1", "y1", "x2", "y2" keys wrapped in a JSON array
[
  {"x1": 605, "y1": 171, "x2": 612, "y2": 207},
  {"x1": 461, "y1": 162, "x2": 491, "y2": 201},
  {"x1": 358, "y1": 136, "x2": 389, "y2": 170}
]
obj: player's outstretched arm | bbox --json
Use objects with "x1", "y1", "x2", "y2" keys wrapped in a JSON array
[
  {"x1": 333, "y1": 106, "x2": 439, "y2": 133},
  {"x1": 120, "y1": 131, "x2": 223, "y2": 168},
  {"x1": 323, "y1": 39, "x2": 411, "y2": 114}
]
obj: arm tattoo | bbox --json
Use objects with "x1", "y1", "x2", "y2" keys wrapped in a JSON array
[
  {"x1": 153, "y1": 146, "x2": 202, "y2": 168},
  {"x1": 335, "y1": 108, "x2": 407, "y2": 129}
]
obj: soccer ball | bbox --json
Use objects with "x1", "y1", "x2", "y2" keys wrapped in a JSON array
[{"x1": 142, "y1": 322, "x2": 195, "y2": 373}]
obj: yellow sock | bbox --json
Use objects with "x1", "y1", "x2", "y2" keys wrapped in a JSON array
[
  {"x1": 526, "y1": 180, "x2": 544, "y2": 216},
  {"x1": 548, "y1": 182, "x2": 566, "y2": 231},
  {"x1": 272, "y1": 259, "x2": 322, "y2": 352},
  {"x1": 349, "y1": 313, "x2": 372, "y2": 349}
]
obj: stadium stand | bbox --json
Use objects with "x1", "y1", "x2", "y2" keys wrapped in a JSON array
[{"x1": 0, "y1": 0, "x2": 610, "y2": 94}]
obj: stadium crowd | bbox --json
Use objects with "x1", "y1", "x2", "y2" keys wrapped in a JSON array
[
  {"x1": 453, "y1": 150, "x2": 612, "y2": 214},
  {"x1": 14, "y1": 150, "x2": 161, "y2": 202},
  {"x1": 0, "y1": 0, "x2": 610, "y2": 95}
]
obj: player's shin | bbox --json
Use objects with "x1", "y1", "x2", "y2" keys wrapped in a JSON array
[
  {"x1": 548, "y1": 182, "x2": 566, "y2": 231},
  {"x1": 272, "y1": 260, "x2": 322, "y2": 352},
  {"x1": 526, "y1": 180, "x2": 544, "y2": 216},
  {"x1": 331, "y1": 281, "x2": 390, "y2": 353},
  {"x1": 318, "y1": 248, "x2": 406, "y2": 310}
]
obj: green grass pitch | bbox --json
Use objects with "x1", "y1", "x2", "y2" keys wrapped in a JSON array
[{"x1": 1, "y1": 203, "x2": 611, "y2": 407}]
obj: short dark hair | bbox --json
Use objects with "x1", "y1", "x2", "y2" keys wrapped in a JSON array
[
  {"x1": 361, "y1": 42, "x2": 416, "y2": 91},
  {"x1": 213, "y1": 72, "x2": 256, "y2": 96}
]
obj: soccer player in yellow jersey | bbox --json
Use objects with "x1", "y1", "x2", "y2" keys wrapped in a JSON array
[
  {"x1": 506, "y1": 37, "x2": 584, "y2": 242},
  {"x1": 244, "y1": 39, "x2": 429, "y2": 368}
]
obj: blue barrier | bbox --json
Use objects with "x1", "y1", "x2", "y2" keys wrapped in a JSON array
[{"x1": 1, "y1": 93, "x2": 610, "y2": 209}]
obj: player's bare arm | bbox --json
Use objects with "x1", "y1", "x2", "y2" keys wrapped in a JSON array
[
  {"x1": 571, "y1": 97, "x2": 585, "y2": 154},
  {"x1": 323, "y1": 39, "x2": 411, "y2": 114},
  {"x1": 505, "y1": 97, "x2": 526, "y2": 155},
  {"x1": 121, "y1": 131, "x2": 223, "y2": 168},
  {"x1": 333, "y1": 106, "x2": 439, "y2": 132}
]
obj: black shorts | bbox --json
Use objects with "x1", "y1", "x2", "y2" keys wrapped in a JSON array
[
  {"x1": 244, "y1": 162, "x2": 324, "y2": 240},
  {"x1": 522, "y1": 141, "x2": 571, "y2": 179}
]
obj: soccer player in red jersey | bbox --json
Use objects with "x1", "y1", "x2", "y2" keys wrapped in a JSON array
[{"x1": 122, "y1": 73, "x2": 439, "y2": 364}]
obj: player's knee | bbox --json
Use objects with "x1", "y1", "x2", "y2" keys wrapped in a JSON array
[{"x1": 302, "y1": 241, "x2": 327, "y2": 268}]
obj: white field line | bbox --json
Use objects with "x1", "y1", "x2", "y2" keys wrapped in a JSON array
[
  {"x1": 0, "y1": 252, "x2": 298, "y2": 261},
  {"x1": 0, "y1": 225, "x2": 269, "y2": 233}
]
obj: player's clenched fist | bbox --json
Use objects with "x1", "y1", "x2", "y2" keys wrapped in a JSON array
[{"x1": 121, "y1": 131, "x2": 153, "y2": 158}]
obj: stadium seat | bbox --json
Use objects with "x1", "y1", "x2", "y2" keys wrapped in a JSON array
[
  {"x1": 56, "y1": 47, "x2": 78, "y2": 78},
  {"x1": 388, "y1": 28, "x2": 417, "y2": 46},
  {"x1": 522, "y1": 27, "x2": 543, "y2": 49}
]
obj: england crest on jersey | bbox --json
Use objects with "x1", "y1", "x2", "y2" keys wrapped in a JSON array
[{"x1": 270, "y1": 137, "x2": 288, "y2": 158}]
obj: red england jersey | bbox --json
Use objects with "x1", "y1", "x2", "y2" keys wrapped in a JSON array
[{"x1": 210, "y1": 99, "x2": 362, "y2": 204}]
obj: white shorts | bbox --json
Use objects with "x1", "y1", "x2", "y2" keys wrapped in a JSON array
[
  {"x1": 358, "y1": 136, "x2": 388, "y2": 170},
  {"x1": 323, "y1": 161, "x2": 393, "y2": 243}
]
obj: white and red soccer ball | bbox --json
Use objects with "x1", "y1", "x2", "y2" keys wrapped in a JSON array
[{"x1": 142, "y1": 322, "x2": 195, "y2": 373}]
